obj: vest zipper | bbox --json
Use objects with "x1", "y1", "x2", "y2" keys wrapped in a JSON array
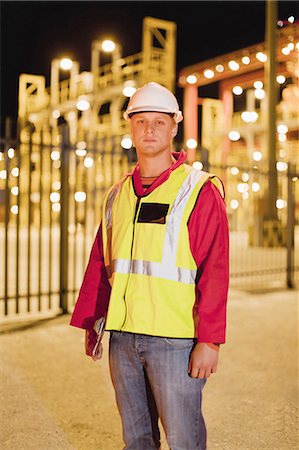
[{"x1": 121, "y1": 196, "x2": 141, "y2": 329}]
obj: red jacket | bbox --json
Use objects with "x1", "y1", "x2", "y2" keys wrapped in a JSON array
[{"x1": 70, "y1": 150, "x2": 229, "y2": 344}]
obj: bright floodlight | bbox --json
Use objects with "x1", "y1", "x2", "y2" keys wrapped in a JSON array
[
  {"x1": 242, "y1": 56, "x2": 250, "y2": 65},
  {"x1": 8, "y1": 147, "x2": 15, "y2": 158},
  {"x1": 253, "y1": 81, "x2": 263, "y2": 89},
  {"x1": 281, "y1": 47, "x2": 291, "y2": 55},
  {"x1": 11, "y1": 186, "x2": 19, "y2": 196},
  {"x1": 228, "y1": 131, "x2": 240, "y2": 141},
  {"x1": 121, "y1": 136, "x2": 133, "y2": 149},
  {"x1": 84, "y1": 157, "x2": 94, "y2": 168},
  {"x1": 11, "y1": 168, "x2": 19, "y2": 177},
  {"x1": 102, "y1": 40, "x2": 116, "y2": 52},
  {"x1": 254, "y1": 89, "x2": 265, "y2": 100},
  {"x1": 50, "y1": 192, "x2": 60, "y2": 203},
  {"x1": 276, "y1": 75, "x2": 286, "y2": 84},
  {"x1": 288, "y1": 16, "x2": 295, "y2": 23},
  {"x1": 242, "y1": 172, "x2": 249, "y2": 182},
  {"x1": 52, "y1": 109, "x2": 60, "y2": 119},
  {"x1": 74, "y1": 191, "x2": 86, "y2": 202},
  {"x1": 186, "y1": 74, "x2": 198, "y2": 84},
  {"x1": 252, "y1": 182, "x2": 260, "y2": 192},
  {"x1": 51, "y1": 150, "x2": 60, "y2": 161},
  {"x1": 123, "y1": 86, "x2": 137, "y2": 97},
  {"x1": 230, "y1": 167, "x2": 239, "y2": 175},
  {"x1": 215, "y1": 64, "x2": 224, "y2": 73},
  {"x1": 276, "y1": 161, "x2": 288, "y2": 172},
  {"x1": 203, "y1": 69, "x2": 214, "y2": 79},
  {"x1": 52, "y1": 202, "x2": 61, "y2": 212},
  {"x1": 278, "y1": 134, "x2": 286, "y2": 142},
  {"x1": 75, "y1": 149, "x2": 87, "y2": 157},
  {"x1": 277, "y1": 124, "x2": 288, "y2": 134},
  {"x1": 228, "y1": 60, "x2": 239, "y2": 71},
  {"x1": 11, "y1": 205, "x2": 18, "y2": 215},
  {"x1": 287, "y1": 43, "x2": 295, "y2": 51},
  {"x1": 192, "y1": 161, "x2": 203, "y2": 171},
  {"x1": 230, "y1": 199, "x2": 239, "y2": 210},
  {"x1": 186, "y1": 138, "x2": 197, "y2": 149},
  {"x1": 253, "y1": 151, "x2": 262, "y2": 161},
  {"x1": 77, "y1": 99, "x2": 90, "y2": 111},
  {"x1": 60, "y1": 58, "x2": 73, "y2": 70},
  {"x1": 256, "y1": 52, "x2": 267, "y2": 62},
  {"x1": 276, "y1": 199, "x2": 286, "y2": 209},
  {"x1": 232, "y1": 86, "x2": 243, "y2": 95}
]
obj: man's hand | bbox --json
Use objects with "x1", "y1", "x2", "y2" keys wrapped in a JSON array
[
  {"x1": 85, "y1": 329, "x2": 103, "y2": 361},
  {"x1": 188, "y1": 343, "x2": 219, "y2": 379}
]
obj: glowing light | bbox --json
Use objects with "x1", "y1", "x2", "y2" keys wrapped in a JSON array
[
  {"x1": 241, "y1": 56, "x2": 250, "y2": 65},
  {"x1": 53, "y1": 160, "x2": 61, "y2": 169},
  {"x1": 252, "y1": 182, "x2": 260, "y2": 192},
  {"x1": 74, "y1": 191, "x2": 86, "y2": 202},
  {"x1": 75, "y1": 149, "x2": 87, "y2": 157},
  {"x1": 84, "y1": 157, "x2": 94, "y2": 168},
  {"x1": 278, "y1": 134, "x2": 286, "y2": 142},
  {"x1": 256, "y1": 52, "x2": 267, "y2": 62},
  {"x1": 52, "y1": 181, "x2": 61, "y2": 190},
  {"x1": 287, "y1": 42, "x2": 295, "y2": 51},
  {"x1": 277, "y1": 20, "x2": 284, "y2": 27},
  {"x1": 230, "y1": 167, "x2": 239, "y2": 175},
  {"x1": 296, "y1": 42, "x2": 299, "y2": 50},
  {"x1": 254, "y1": 89, "x2": 265, "y2": 100},
  {"x1": 60, "y1": 58, "x2": 73, "y2": 70},
  {"x1": 230, "y1": 199, "x2": 239, "y2": 210},
  {"x1": 11, "y1": 205, "x2": 18, "y2": 215},
  {"x1": 282, "y1": 47, "x2": 291, "y2": 55},
  {"x1": 50, "y1": 192, "x2": 60, "y2": 203},
  {"x1": 77, "y1": 99, "x2": 90, "y2": 111},
  {"x1": 0, "y1": 170, "x2": 7, "y2": 179},
  {"x1": 292, "y1": 177, "x2": 298, "y2": 182},
  {"x1": 121, "y1": 136, "x2": 133, "y2": 149},
  {"x1": 192, "y1": 161, "x2": 203, "y2": 171},
  {"x1": 253, "y1": 151, "x2": 262, "y2": 161},
  {"x1": 241, "y1": 111, "x2": 259, "y2": 123},
  {"x1": 52, "y1": 109, "x2": 60, "y2": 119},
  {"x1": 276, "y1": 199, "x2": 287, "y2": 209},
  {"x1": 242, "y1": 173, "x2": 249, "y2": 182},
  {"x1": 277, "y1": 124, "x2": 288, "y2": 134},
  {"x1": 11, "y1": 167, "x2": 19, "y2": 177},
  {"x1": 203, "y1": 69, "x2": 214, "y2": 79},
  {"x1": 232, "y1": 86, "x2": 243, "y2": 95},
  {"x1": 11, "y1": 186, "x2": 19, "y2": 196},
  {"x1": 52, "y1": 202, "x2": 61, "y2": 212},
  {"x1": 186, "y1": 75, "x2": 198, "y2": 84},
  {"x1": 123, "y1": 86, "x2": 137, "y2": 97},
  {"x1": 215, "y1": 64, "x2": 224, "y2": 73},
  {"x1": 228, "y1": 131, "x2": 240, "y2": 141},
  {"x1": 102, "y1": 40, "x2": 116, "y2": 52},
  {"x1": 228, "y1": 60, "x2": 239, "y2": 71},
  {"x1": 186, "y1": 138, "x2": 198, "y2": 149},
  {"x1": 51, "y1": 150, "x2": 60, "y2": 161},
  {"x1": 8, "y1": 147, "x2": 15, "y2": 158},
  {"x1": 237, "y1": 183, "x2": 249, "y2": 193},
  {"x1": 276, "y1": 75, "x2": 286, "y2": 84},
  {"x1": 242, "y1": 191, "x2": 249, "y2": 200},
  {"x1": 276, "y1": 161, "x2": 288, "y2": 171},
  {"x1": 253, "y1": 81, "x2": 263, "y2": 89},
  {"x1": 288, "y1": 16, "x2": 295, "y2": 23}
]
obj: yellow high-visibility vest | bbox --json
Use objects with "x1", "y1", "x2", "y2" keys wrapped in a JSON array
[{"x1": 102, "y1": 163, "x2": 224, "y2": 338}]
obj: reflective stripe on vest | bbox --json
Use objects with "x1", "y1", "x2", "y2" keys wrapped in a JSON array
[{"x1": 104, "y1": 168, "x2": 208, "y2": 284}]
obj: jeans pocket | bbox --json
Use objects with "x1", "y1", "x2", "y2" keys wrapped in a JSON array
[{"x1": 163, "y1": 337, "x2": 195, "y2": 348}]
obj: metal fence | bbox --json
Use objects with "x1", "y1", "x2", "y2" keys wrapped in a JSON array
[{"x1": 0, "y1": 121, "x2": 298, "y2": 323}]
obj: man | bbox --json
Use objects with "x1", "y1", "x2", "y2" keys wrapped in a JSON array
[{"x1": 70, "y1": 82, "x2": 229, "y2": 450}]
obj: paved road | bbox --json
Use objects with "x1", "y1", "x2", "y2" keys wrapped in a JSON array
[{"x1": 0, "y1": 288, "x2": 298, "y2": 450}]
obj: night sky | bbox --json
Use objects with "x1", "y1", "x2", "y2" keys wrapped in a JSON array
[{"x1": 1, "y1": 1, "x2": 298, "y2": 120}]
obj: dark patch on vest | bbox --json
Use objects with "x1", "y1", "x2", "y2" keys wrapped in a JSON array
[{"x1": 137, "y1": 203, "x2": 170, "y2": 224}]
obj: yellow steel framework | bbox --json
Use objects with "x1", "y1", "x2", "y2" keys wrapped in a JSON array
[{"x1": 18, "y1": 17, "x2": 177, "y2": 146}]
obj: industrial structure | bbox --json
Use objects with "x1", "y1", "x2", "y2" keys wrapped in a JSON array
[{"x1": 179, "y1": 21, "x2": 299, "y2": 247}]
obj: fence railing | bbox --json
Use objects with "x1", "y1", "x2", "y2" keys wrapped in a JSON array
[{"x1": 0, "y1": 122, "x2": 298, "y2": 322}]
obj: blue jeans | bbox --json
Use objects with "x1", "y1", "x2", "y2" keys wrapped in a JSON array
[{"x1": 109, "y1": 331, "x2": 207, "y2": 450}]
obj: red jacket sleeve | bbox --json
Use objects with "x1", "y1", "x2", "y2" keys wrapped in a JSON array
[
  {"x1": 69, "y1": 223, "x2": 111, "y2": 330},
  {"x1": 188, "y1": 180, "x2": 229, "y2": 344}
]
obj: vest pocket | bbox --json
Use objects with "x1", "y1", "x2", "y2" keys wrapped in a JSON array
[{"x1": 137, "y1": 203, "x2": 169, "y2": 224}]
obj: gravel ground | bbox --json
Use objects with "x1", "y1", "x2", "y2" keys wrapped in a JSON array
[{"x1": 0, "y1": 288, "x2": 298, "y2": 450}]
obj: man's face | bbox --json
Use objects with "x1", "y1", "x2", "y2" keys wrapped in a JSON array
[{"x1": 130, "y1": 112, "x2": 177, "y2": 158}]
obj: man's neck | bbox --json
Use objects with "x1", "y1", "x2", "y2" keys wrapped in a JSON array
[{"x1": 138, "y1": 152, "x2": 176, "y2": 177}]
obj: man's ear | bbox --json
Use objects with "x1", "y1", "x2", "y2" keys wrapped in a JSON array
[{"x1": 171, "y1": 124, "x2": 178, "y2": 138}]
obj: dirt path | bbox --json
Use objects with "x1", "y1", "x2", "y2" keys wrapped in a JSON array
[{"x1": 1, "y1": 288, "x2": 298, "y2": 450}]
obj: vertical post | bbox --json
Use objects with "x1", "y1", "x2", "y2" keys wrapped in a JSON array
[
  {"x1": 59, "y1": 123, "x2": 70, "y2": 314},
  {"x1": 4, "y1": 118, "x2": 11, "y2": 315},
  {"x1": 265, "y1": 0, "x2": 278, "y2": 220},
  {"x1": 286, "y1": 164, "x2": 295, "y2": 288},
  {"x1": 183, "y1": 84, "x2": 198, "y2": 164}
]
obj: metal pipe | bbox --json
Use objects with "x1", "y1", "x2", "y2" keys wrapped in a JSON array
[{"x1": 265, "y1": 0, "x2": 278, "y2": 220}]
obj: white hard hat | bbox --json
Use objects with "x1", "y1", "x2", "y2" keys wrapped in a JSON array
[{"x1": 123, "y1": 82, "x2": 183, "y2": 123}]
